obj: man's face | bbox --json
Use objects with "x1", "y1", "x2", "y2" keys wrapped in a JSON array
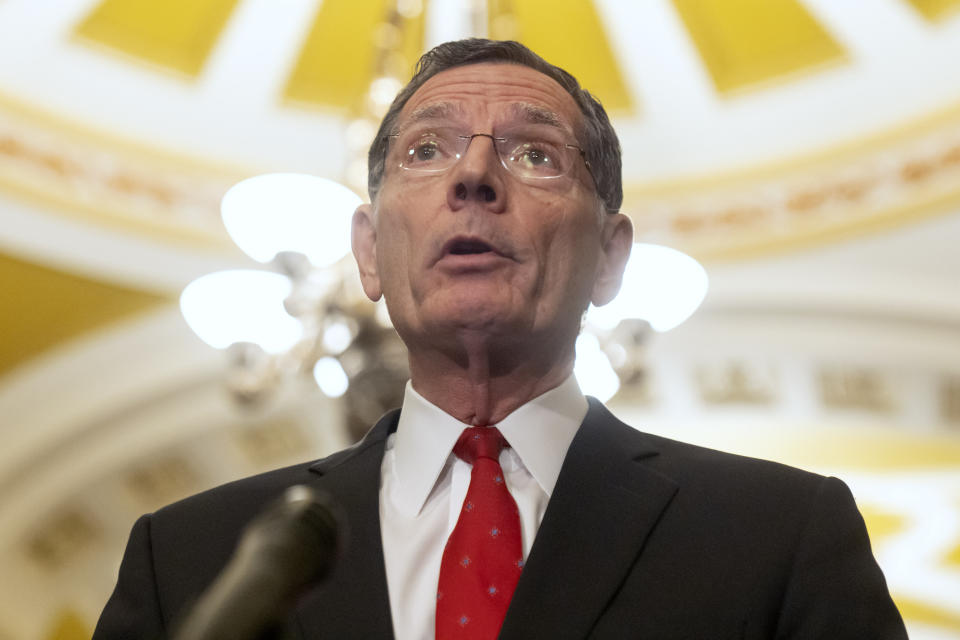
[{"x1": 352, "y1": 63, "x2": 631, "y2": 355}]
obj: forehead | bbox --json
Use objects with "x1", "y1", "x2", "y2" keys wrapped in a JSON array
[{"x1": 398, "y1": 62, "x2": 583, "y2": 132}]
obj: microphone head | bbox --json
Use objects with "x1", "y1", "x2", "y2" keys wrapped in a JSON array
[
  {"x1": 234, "y1": 485, "x2": 341, "y2": 591},
  {"x1": 172, "y1": 485, "x2": 343, "y2": 640}
]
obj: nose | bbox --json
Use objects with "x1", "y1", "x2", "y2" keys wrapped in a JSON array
[{"x1": 446, "y1": 134, "x2": 507, "y2": 213}]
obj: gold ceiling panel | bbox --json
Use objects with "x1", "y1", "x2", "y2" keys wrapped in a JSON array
[
  {"x1": 488, "y1": 0, "x2": 634, "y2": 115},
  {"x1": 946, "y1": 538, "x2": 960, "y2": 569},
  {"x1": 284, "y1": 0, "x2": 425, "y2": 111},
  {"x1": 904, "y1": 0, "x2": 960, "y2": 20},
  {"x1": 858, "y1": 506, "x2": 907, "y2": 542},
  {"x1": 42, "y1": 609, "x2": 90, "y2": 640},
  {"x1": 671, "y1": 0, "x2": 846, "y2": 94},
  {"x1": 896, "y1": 597, "x2": 960, "y2": 633},
  {"x1": 74, "y1": 0, "x2": 241, "y2": 76},
  {"x1": 0, "y1": 253, "x2": 169, "y2": 377}
]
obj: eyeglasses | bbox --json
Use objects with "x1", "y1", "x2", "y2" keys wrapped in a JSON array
[{"x1": 386, "y1": 127, "x2": 593, "y2": 183}]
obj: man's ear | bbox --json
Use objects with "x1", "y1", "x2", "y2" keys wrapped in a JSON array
[
  {"x1": 352, "y1": 203, "x2": 382, "y2": 301},
  {"x1": 591, "y1": 212, "x2": 633, "y2": 306}
]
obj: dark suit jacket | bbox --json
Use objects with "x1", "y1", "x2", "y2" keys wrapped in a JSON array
[{"x1": 94, "y1": 399, "x2": 907, "y2": 639}]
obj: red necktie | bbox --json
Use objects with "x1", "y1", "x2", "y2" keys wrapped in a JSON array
[{"x1": 436, "y1": 427, "x2": 523, "y2": 639}]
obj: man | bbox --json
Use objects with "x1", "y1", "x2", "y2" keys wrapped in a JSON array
[{"x1": 95, "y1": 39, "x2": 907, "y2": 639}]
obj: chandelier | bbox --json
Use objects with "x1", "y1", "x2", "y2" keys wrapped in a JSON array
[{"x1": 179, "y1": 173, "x2": 708, "y2": 428}]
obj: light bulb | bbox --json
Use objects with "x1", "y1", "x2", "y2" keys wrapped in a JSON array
[
  {"x1": 180, "y1": 270, "x2": 302, "y2": 354},
  {"x1": 313, "y1": 357, "x2": 349, "y2": 398},
  {"x1": 574, "y1": 333, "x2": 620, "y2": 402},
  {"x1": 221, "y1": 173, "x2": 362, "y2": 268},
  {"x1": 588, "y1": 243, "x2": 708, "y2": 332}
]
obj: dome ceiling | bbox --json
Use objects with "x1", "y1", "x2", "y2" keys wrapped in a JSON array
[
  {"x1": 1, "y1": 3, "x2": 960, "y2": 638},
  {"x1": 1, "y1": 0, "x2": 959, "y2": 373}
]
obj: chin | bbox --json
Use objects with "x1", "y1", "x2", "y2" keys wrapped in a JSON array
[{"x1": 427, "y1": 299, "x2": 523, "y2": 335}]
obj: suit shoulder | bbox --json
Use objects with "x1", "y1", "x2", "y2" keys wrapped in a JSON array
[
  {"x1": 589, "y1": 401, "x2": 830, "y2": 498},
  {"x1": 150, "y1": 458, "x2": 318, "y2": 530},
  {"x1": 592, "y1": 408, "x2": 863, "y2": 548},
  {"x1": 151, "y1": 410, "x2": 398, "y2": 524},
  {"x1": 640, "y1": 429, "x2": 824, "y2": 484}
]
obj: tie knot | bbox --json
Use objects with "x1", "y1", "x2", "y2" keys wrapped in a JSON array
[{"x1": 453, "y1": 427, "x2": 508, "y2": 464}]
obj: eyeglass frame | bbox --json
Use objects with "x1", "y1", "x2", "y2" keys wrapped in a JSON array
[{"x1": 383, "y1": 131, "x2": 597, "y2": 186}]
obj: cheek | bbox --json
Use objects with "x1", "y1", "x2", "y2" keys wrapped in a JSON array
[
  {"x1": 374, "y1": 194, "x2": 434, "y2": 298},
  {"x1": 534, "y1": 207, "x2": 600, "y2": 268},
  {"x1": 537, "y1": 214, "x2": 603, "y2": 301},
  {"x1": 373, "y1": 219, "x2": 409, "y2": 292},
  {"x1": 375, "y1": 192, "x2": 414, "y2": 258}
]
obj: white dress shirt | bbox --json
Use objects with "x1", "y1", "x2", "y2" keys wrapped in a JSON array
[{"x1": 379, "y1": 375, "x2": 588, "y2": 640}]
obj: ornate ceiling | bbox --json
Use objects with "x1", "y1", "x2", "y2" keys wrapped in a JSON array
[
  {"x1": 2, "y1": 0, "x2": 960, "y2": 372},
  {"x1": 0, "y1": 1, "x2": 959, "y2": 638}
]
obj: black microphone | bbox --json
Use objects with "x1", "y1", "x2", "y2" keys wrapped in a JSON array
[{"x1": 173, "y1": 485, "x2": 341, "y2": 640}]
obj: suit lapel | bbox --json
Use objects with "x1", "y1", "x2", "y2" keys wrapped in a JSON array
[
  {"x1": 499, "y1": 399, "x2": 679, "y2": 640},
  {"x1": 292, "y1": 410, "x2": 399, "y2": 639}
]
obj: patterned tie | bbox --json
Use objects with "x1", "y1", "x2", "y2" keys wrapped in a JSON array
[{"x1": 436, "y1": 427, "x2": 524, "y2": 639}]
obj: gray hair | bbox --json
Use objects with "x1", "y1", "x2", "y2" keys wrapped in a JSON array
[{"x1": 366, "y1": 39, "x2": 622, "y2": 214}]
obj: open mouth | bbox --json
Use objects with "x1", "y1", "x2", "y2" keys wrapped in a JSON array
[{"x1": 448, "y1": 239, "x2": 494, "y2": 255}]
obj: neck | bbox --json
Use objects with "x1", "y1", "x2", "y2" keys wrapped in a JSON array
[{"x1": 407, "y1": 330, "x2": 575, "y2": 425}]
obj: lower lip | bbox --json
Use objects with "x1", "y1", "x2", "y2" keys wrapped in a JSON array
[{"x1": 437, "y1": 252, "x2": 508, "y2": 271}]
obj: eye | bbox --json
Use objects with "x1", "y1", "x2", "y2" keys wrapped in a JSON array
[
  {"x1": 506, "y1": 140, "x2": 564, "y2": 176},
  {"x1": 404, "y1": 134, "x2": 452, "y2": 167},
  {"x1": 522, "y1": 147, "x2": 551, "y2": 166},
  {"x1": 410, "y1": 140, "x2": 439, "y2": 162}
]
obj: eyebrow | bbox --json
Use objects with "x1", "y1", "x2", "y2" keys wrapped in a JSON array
[
  {"x1": 508, "y1": 103, "x2": 568, "y2": 131},
  {"x1": 395, "y1": 102, "x2": 464, "y2": 134}
]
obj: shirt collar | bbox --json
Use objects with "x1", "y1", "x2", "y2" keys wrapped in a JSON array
[{"x1": 391, "y1": 374, "x2": 588, "y2": 517}]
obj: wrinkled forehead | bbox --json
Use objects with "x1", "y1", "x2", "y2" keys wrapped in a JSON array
[{"x1": 396, "y1": 62, "x2": 584, "y2": 136}]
